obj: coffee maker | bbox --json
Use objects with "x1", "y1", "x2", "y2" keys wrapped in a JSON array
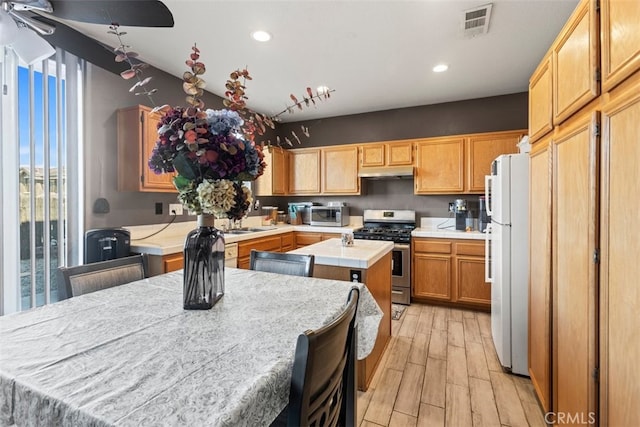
[
  {"x1": 479, "y1": 196, "x2": 490, "y2": 232},
  {"x1": 454, "y1": 199, "x2": 467, "y2": 231}
]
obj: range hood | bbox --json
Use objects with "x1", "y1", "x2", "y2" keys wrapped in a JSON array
[{"x1": 358, "y1": 166, "x2": 414, "y2": 179}]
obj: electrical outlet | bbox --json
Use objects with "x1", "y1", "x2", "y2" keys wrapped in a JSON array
[
  {"x1": 169, "y1": 203, "x2": 183, "y2": 215},
  {"x1": 448, "y1": 202, "x2": 455, "y2": 213}
]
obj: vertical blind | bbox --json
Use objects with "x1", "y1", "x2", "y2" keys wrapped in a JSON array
[{"x1": 0, "y1": 47, "x2": 83, "y2": 315}]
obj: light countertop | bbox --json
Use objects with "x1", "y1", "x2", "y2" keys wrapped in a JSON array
[
  {"x1": 127, "y1": 219, "x2": 363, "y2": 256},
  {"x1": 412, "y1": 217, "x2": 487, "y2": 241},
  {"x1": 287, "y1": 238, "x2": 394, "y2": 269}
]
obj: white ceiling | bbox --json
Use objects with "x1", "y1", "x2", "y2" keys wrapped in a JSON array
[{"x1": 60, "y1": 0, "x2": 578, "y2": 122}]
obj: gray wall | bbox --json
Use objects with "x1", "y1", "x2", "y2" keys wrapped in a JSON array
[
  {"x1": 84, "y1": 62, "x2": 527, "y2": 229},
  {"x1": 261, "y1": 93, "x2": 528, "y2": 219},
  {"x1": 84, "y1": 63, "x2": 227, "y2": 229}
]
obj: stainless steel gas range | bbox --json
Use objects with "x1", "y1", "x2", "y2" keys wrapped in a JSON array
[{"x1": 353, "y1": 209, "x2": 415, "y2": 305}]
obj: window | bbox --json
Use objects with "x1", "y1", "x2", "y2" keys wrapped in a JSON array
[{"x1": 1, "y1": 47, "x2": 84, "y2": 315}]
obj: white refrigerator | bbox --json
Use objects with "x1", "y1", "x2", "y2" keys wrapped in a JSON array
[{"x1": 484, "y1": 153, "x2": 529, "y2": 376}]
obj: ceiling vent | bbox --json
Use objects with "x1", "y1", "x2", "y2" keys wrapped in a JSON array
[{"x1": 463, "y1": 3, "x2": 493, "y2": 38}]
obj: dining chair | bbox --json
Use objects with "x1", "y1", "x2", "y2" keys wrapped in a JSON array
[
  {"x1": 272, "y1": 286, "x2": 359, "y2": 427},
  {"x1": 249, "y1": 250, "x2": 315, "y2": 277},
  {"x1": 57, "y1": 254, "x2": 148, "y2": 300}
]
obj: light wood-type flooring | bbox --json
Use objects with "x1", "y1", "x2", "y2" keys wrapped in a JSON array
[{"x1": 357, "y1": 303, "x2": 546, "y2": 427}]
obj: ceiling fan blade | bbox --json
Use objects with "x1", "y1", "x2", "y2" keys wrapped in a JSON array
[
  {"x1": 48, "y1": 0, "x2": 174, "y2": 27},
  {"x1": 32, "y1": 14, "x2": 131, "y2": 75},
  {"x1": 10, "y1": 0, "x2": 53, "y2": 13},
  {"x1": 9, "y1": 9, "x2": 55, "y2": 34}
]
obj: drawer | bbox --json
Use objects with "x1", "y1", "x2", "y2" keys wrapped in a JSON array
[
  {"x1": 456, "y1": 241, "x2": 485, "y2": 256},
  {"x1": 295, "y1": 232, "x2": 322, "y2": 246},
  {"x1": 238, "y1": 236, "x2": 282, "y2": 257},
  {"x1": 413, "y1": 239, "x2": 452, "y2": 254},
  {"x1": 225, "y1": 243, "x2": 238, "y2": 258}
]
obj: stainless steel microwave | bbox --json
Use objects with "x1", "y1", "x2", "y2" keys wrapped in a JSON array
[{"x1": 309, "y1": 206, "x2": 350, "y2": 227}]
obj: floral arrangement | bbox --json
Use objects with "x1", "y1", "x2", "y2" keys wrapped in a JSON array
[
  {"x1": 111, "y1": 24, "x2": 332, "y2": 220},
  {"x1": 146, "y1": 46, "x2": 268, "y2": 220}
]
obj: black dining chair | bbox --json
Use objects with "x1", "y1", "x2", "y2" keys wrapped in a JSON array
[
  {"x1": 272, "y1": 286, "x2": 359, "y2": 427},
  {"x1": 57, "y1": 254, "x2": 148, "y2": 300},
  {"x1": 249, "y1": 250, "x2": 315, "y2": 277}
]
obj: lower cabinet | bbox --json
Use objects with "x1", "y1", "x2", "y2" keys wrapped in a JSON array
[
  {"x1": 162, "y1": 253, "x2": 184, "y2": 273},
  {"x1": 412, "y1": 237, "x2": 490, "y2": 310},
  {"x1": 294, "y1": 231, "x2": 340, "y2": 248},
  {"x1": 237, "y1": 235, "x2": 283, "y2": 269}
]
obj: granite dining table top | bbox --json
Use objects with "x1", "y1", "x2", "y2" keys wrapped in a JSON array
[{"x1": 0, "y1": 268, "x2": 383, "y2": 427}]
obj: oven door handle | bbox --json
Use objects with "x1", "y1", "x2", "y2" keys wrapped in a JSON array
[{"x1": 393, "y1": 243, "x2": 410, "y2": 249}]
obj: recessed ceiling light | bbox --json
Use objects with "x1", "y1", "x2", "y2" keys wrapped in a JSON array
[
  {"x1": 251, "y1": 30, "x2": 271, "y2": 42},
  {"x1": 433, "y1": 64, "x2": 449, "y2": 73}
]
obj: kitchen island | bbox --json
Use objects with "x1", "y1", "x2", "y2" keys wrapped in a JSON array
[
  {"x1": 288, "y1": 238, "x2": 393, "y2": 391},
  {"x1": 126, "y1": 220, "x2": 363, "y2": 275}
]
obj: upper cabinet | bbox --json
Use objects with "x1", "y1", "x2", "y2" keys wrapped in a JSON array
[
  {"x1": 117, "y1": 105, "x2": 176, "y2": 193},
  {"x1": 415, "y1": 137, "x2": 465, "y2": 194},
  {"x1": 466, "y1": 131, "x2": 521, "y2": 192},
  {"x1": 529, "y1": 52, "x2": 554, "y2": 143},
  {"x1": 288, "y1": 145, "x2": 360, "y2": 195},
  {"x1": 552, "y1": 0, "x2": 599, "y2": 125},
  {"x1": 600, "y1": 0, "x2": 640, "y2": 92},
  {"x1": 322, "y1": 145, "x2": 360, "y2": 194},
  {"x1": 288, "y1": 148, "x2": 321, "y2": 194},
  {"x1": 255, "y1": 146, "x2": 288, "y2": 196},
  {"x1": 360, "y1": 140, "x2": 414, "y2": 168},
  {"x1": 415, "y1": 130, "x2": 524, "y2": 194}
]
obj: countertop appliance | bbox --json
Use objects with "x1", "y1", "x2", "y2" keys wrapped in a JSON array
[
  {"x1": 454, "y1": 198, "x2": 467, "y2": 231},
  {"x1": 353, "y1": 209, "x2": 415, "y2": 305},
  {"x1": 484, "y1": 153, "x2": 529, "y2": 376},
  {"x1": 85, "y1": 228, "x2": 131, "y2": 264},
  {"x1": 288, "y1": 202, "x2": 314, "y2": 225},
  {"x1": 310, "y1": 205, "x2": 350, "y2": 227}
]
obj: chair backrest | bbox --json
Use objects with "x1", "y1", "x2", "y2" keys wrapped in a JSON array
[
  {"x1": 249, "y1": 250, "x2": 315, "y2": 277},
  {"x1": 288, "y1": 287, "x2": 359, "y2": 427},
  {"x1": 57, "y1": 254, "x2": 148, "y2": 300}
]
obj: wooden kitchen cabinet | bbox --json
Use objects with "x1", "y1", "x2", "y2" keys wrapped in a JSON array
[
  {"x1": 360, "y1": 140, "x2": 414, "y2": 168},
  {"x1": 454, "y1": 241, "x2": 490, "y2": 306},
  {"x1": 552, "y1": 108, "x2": 599, "y2": 421},
  {"x1": 117, "y1": 105, "x2": 176, "y2": 192},
  {"x1": 280, "y1": 232, "x2": 295, "y2": 252},
  {"x1": 294, "y1": 231, "x2": 340, "y2": 248},
  {"x1": 288, "y1": 148, "x2": 321, "y2": 194},
  {"x1": 600, "y1": 0, "x2": 640, "y2": 93},
  {"x1": 415, "y1": 130, "x2": 525, "y2": 194},
  {"x1": 255, "y1": 145, "x2": 288, "y2": 196},
  {"x1": 552, "y1": 0, "x2": 599, "y2": 125},
  {"x1": 237, "y1": 235, "x2": 284, "y2": 269},
  {"x1": 360, "y1": 143, "x2": 385, "y2": 167},
  {"x1": 415, "y1": 137, "x2": 465, "y2": 194},
  {"x1": 466, "y1": 130, "x2": 521, "y2": 192},
  {"x1": 529, "y1": 52, "x2": 554, "y2": 143},
  {"x1": 162, "y1": 253, "x2": 184, "y2": 273},
  {"x1": 528, "y1": 136, "x2": 553, "y2": 413},
  {"x1": 412, "y1": 237, "x2": 490, "y2": 310},
  {"x1": 599, "y1": 74, "x2": 640, "y2": 426},
  {"x1": 527, "y1": 1, "x2": 640, "y2": 420},
  {"x1": 321, "y1": 145, "x2": 360, "y2": 194}
]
